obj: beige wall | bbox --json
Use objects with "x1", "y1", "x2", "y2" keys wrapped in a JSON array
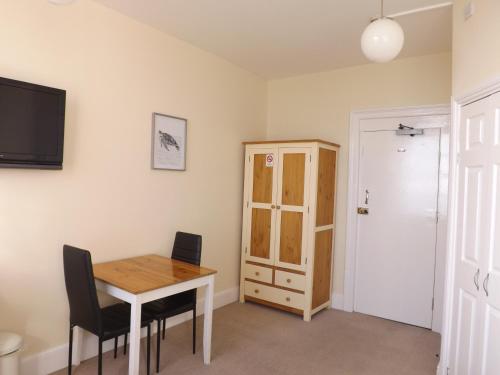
[
  {"x1": 0, "y1": 0, "x2": 266, "y2": 356},
  {"x1": 453, "y1": 0, "x2": 500, "y2": 97},
  {"x1": 0, "y1": 0, "x2": 454, "y2": 362},
  {"x1": 267, "y1": 52, "x2": 452, "y2": 296}
]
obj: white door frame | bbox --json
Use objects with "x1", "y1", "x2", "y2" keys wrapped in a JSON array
[
  {"x1": 344, "y1": 104, "x2": 450, "y2": 333},
  {"x1": 438, "y1": 77, "x2": 500, "y2": 375}
]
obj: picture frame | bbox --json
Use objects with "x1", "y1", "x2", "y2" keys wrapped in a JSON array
[{"x1": 151, "y1": 112, "x2": 187, "y2": 171}]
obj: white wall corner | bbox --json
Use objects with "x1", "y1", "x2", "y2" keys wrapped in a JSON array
[
  {"x1": 331, "y1": 293, "x2": 344, "y2": 311},
  {"x1": 20, "y1": 286, "x2": 240, "y2": 375}
]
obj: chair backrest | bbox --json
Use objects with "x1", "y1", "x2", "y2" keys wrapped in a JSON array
[
  {"x1": 63, "y1": 245, "x2": 102, "y2": 335},
  {"x1": 172, "y1": 232, "x2": 202, "y2": 266}
]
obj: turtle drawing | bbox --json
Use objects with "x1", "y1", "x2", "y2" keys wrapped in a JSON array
[{"x1": 158, "y1": 130, "x2": 180, "y2": 151}]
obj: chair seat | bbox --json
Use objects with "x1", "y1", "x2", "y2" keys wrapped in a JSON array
[
  {"x1": 101, "y1": 303, "x2": 153, "y2": 340},
  {"x1": 143, "y1": 290, "x2": 196, "y2": 319}
]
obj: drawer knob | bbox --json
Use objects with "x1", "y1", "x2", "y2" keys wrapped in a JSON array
[
  {"x1": 255, "y1": 289, "x2": 259, "y2": 294},
  {"x1": 255, "y1": 271, "x2": 260, "y2": 276},
  {"x1": 286, "y1": 297, "x2": 291, "y2": 302},
  {"x1": 286, "y1": 278, "x2": 292, "y2": 283}
]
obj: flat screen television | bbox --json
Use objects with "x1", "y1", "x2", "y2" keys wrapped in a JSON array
[{"x1": 0, "y1": 77, "x2": 66, "y2": 169}]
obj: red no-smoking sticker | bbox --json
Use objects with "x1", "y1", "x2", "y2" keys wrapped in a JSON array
[{"x1": 265, "y1": 153, "x2": 274, "y2": 167}]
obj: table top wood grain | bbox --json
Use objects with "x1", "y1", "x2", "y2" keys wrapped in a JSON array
[{"x1": 93, "y1": 254, "x2": 217, "y2": 294}]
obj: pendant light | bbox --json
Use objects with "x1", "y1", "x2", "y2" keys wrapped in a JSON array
[{"x1": 361, "y1": 0, "x2": 405, "y2": 63}]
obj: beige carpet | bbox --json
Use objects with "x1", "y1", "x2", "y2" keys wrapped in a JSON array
[{"x1": 52, "y1": 302, "x2": 440, "y2": 375}]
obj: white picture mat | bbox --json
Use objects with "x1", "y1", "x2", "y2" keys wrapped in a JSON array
[{"x1": 152, "y1": 113, "x2": 186, "y2": 170}]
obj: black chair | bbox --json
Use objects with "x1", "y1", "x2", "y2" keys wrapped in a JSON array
[
  {"x1": 142, "y1": 232, "x2": 202, "y2": 373},
  {"x1": 63, "y1": 245, "x2": 153, "y2": 375}
]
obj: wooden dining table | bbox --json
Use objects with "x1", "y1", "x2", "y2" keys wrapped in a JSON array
[{"x1": 72, "y1": 254, "x2": 217, "y2": 375}]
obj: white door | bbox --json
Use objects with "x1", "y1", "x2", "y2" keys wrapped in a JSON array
[
  {"x1": 448, "y1": 99, "x2": 487, "y2": 375},
  {"x1": 355, "y1": 127, "x2": 440, "y2": 328},
  {"x1": 478, "y1": 92, "x2": 500, "y2": 375},
  {"x1": 449, "y1": 92, "x2": 500, "y2": 375}
]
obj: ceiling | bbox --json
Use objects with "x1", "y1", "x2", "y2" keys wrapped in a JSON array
[{"x1": 93, "y1": 0, "x2": 452, "y2": 79}]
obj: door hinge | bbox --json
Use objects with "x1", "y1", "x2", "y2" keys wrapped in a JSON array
[
  {"x1": 307, "y1": 206, "x2": 310, "y2": 213},
  {"x1": 446, "y1": 367, "x2": 450, "y2": 375},
  {"x1": 248, "y1": 155, "x2": 250, "y2": 162},
  {"x1": 305, "y1": 257, "x2": 308, "y2": 265},
  {"x1": 246, "y1": 201, "x2": 249, "y2": 208},
  {"x1": 432, "y1": 298, "x2": 435, "y2": 311},
  {"x1": 309, "y1": 155, "x2": 312, "y2": 162},
  {"x1": 245, "y1": 247, "x2": 247, "y2": 254}
]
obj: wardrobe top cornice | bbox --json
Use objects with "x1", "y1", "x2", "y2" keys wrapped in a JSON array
[{"x1": 242, "y1": 139, "x2": 340, "y2": 148}]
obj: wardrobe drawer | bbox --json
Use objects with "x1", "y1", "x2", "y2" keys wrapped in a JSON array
[
  {"x1": 244, "y1": 263, "x2": 273, "y2": 284},
  {"x1": 275, "y1": 270, "x2": 306, "y2": 291},
  {"x1": 245, "y1": 281, "x2": 304, "y2": 310}
]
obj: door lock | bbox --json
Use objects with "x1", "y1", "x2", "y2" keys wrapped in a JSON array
[{"x1": 357, "y1": 207, "x2": 369, "y2": 215}]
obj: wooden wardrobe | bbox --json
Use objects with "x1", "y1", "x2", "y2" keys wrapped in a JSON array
[{"x1": 239, "y1": 140, "x2": 339, "y2": 321}]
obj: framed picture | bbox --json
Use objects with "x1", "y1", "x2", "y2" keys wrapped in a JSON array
[{"x1": 151, "y1": 112, "x2": 187, "y2": 171}]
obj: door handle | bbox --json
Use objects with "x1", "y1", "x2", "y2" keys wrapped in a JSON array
[
  {"x1": 483, "y1": 273, "x2": 490, "y2": 297},
  {"x1": 474, "y1": 268, "x2": 480, "y2": 291},
  {"x1": 365, "y1": 190, "x2": 370, "y2": 205}
]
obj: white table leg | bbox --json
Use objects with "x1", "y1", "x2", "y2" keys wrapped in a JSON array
[
  {"x1": 72, "y1": 326, "x2": 84, "y2": 366},
  {"x1": 203, "y1": 275, "x2": 214, "y2": 364},
  {"x1": 128, "y1": 298, "x2": 142, "y2": 375}
]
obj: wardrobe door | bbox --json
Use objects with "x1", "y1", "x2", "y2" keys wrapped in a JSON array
[
  {"x1": 449, "y1": 99, "x2": 488, "y2": 375},
  {"x1": 274, "y1": 147, "x2": 311, "y2": 271},
  {"x1": 478, "y1": 92, "x2": 500, "y2": 375},
  {"x1": 245, "y1": 148, "x2": 279, "y2": 265}
]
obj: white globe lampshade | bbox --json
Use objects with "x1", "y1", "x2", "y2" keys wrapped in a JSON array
[{"x1": 361, "y1": 18, "x2": 405, "y2": 63}]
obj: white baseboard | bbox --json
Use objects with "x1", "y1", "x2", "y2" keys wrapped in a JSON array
[
  {"x1": 20, "y1": 286, "x2": 239, "y2": 375},
  {"x1": 331, "y1": 293, "x2": 344, "y2": 311}
]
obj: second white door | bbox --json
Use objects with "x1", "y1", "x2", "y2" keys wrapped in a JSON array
[{"x1": 355, "y1": 126, "x2": 440, "y2": 328}]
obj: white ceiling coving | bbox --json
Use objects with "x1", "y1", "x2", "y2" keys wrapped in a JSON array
[{"x1": 93, "y1": 0, "x2": 452, "y2": 79}]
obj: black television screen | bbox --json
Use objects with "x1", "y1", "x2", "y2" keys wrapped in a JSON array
[{"x1": 0, "y1": 77, "x2": 66, "y2": 169}]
